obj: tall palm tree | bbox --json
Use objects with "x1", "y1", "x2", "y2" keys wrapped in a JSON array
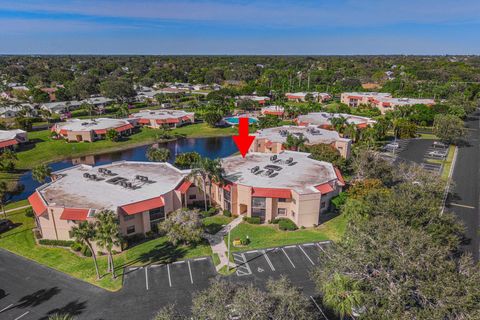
[
  {"x1": 343, "y1": 123, "x2": 358, "y2": 142},
  {"x1": 95, "y1": 211, "x2": 121, "y2": 279},
  {"x1": 31, "y1": 164, "x2": 52, "y2": 183},
  {"x1": 0, "y1": 180, "x2": 8, "y2": 217},
  {"x1": 322, "y1": 273, "x2": 363, "y2": 320},
  {"x1": 71, "y1": 221, "x2": 100, "y2": 280},
  {"x1": 330, "y1": 116, "x2": 347, "y2": 133},
  {"x1": 283, "y1": 133, "x2": 309, "y2": 152},
  {"x1": 48, "y1": 314, "x2": 74, "y2": 320},
  {"x1": 204, "y1": 158, "x2": 225, "y2": 207},
  {"x1": 81, "y1": 102, "x2": 95, "y2": 118},
  {"x1": 188, "y1": 157, "x2": 210, "y2": 211}
]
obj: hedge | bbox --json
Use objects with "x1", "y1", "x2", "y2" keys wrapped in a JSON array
[
  {"x1": 278, "y1": 219, "x2": 298, "y2": 231},
  {"x1": 38, "y1": 239, "x2": 75, "y2": 247},
  {"x1": 243, "y1": 216, "x2": 261, "y2": 224}
]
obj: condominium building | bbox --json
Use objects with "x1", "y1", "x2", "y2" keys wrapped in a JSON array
[
  {"x1": 210, "y1": 151, "x2": 345, "y2": 227},
  {"x1": 130, "y1": 109, "x2": 195, "y2": 128},
  {"x1": 0, "y1": 129, "x2": 28, "y2": 149},
  {"x1": 51, "y1": 118, "x2": 136, "y2": 142},
  {"x1": 286, "y1": 92, "x2": 331, "y2": 103},
  {"x1": 28, "y1": 161, "x2": 202, "y2": 244},
  {"x1": 237, "y1": 95, "x2": 271, "y2": 105},
  {"x1": 261, "y1": 105, "x2": 285, "y2": 117},
  {"x1": 296, "y1": 112, "x2": 376, "y2": 129},
  {"x1": 250, "y1": 125, "x2": 351, "y2": 158},
  {"x1": 341, "y1": 92, "x2": 435, "y2": 114}
]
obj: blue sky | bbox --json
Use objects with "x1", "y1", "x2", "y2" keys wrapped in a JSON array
[{"x1": 0, "y1": 0, "x2": 479, "y2": 54}]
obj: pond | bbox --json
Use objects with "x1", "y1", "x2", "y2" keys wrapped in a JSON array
[{"x1": 10, "y1": 136, "x2": 238, "y2": 202}]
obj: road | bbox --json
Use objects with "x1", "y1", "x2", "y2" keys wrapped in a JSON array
[
  {"x1": 0, "y1": 242, "x2": 330, "y2": 320},
  {"x1": 446, "y1": 109, "x2": 480, "y2": 261}
]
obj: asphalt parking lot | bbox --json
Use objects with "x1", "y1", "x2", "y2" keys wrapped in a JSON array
[{"x1": 393, "y1": 138, "x2": 448, "y2": 175}]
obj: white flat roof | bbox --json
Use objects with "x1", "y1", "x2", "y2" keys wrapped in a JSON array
[
  {"x1": 297, "y1": 112, "x2": 375, "y2": 126},
  {"x1": 261, "y1": 105, "x2": 284, "y2": 112},
  {"x1": 222, "y1": 151, "x2": 338, "y2": 195},
  {"x1": 254, "y1": 125, "x2": 348, "y2": 145},
  {"x1": 131, "y1": 109, "x2": 194, "y2": 120},
  {"x1": 40, "y1": 161, "x2": 189, "y2": 210},
  {"x1": 343, "y1": 92, "x2": 391, "y2": 97},
  {"x1": 378, "y1": 97, "x2": 435, "y2": 105},
  {"x1": 0, "y1": 129, "x2": 25, "y2": 141},
  {"x1": 56, "y1": 118, "x2": 131, "y2": 132}
]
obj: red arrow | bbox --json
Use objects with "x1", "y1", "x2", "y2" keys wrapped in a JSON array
[{"x1": 232, "y1": 117, "x2": 255, "y2": 158}]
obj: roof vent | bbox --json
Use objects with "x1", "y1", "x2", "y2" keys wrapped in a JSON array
[
  {"x1": 270, "y1": 155, "x2": 277, "y2": 162},
  {"x1": 251, "y1": 166, "x2": 260, "y2": 173}
]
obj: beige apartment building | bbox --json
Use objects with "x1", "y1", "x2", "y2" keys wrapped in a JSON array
[
  {"x1": 250, "y1": 125, "x2": 351, "y2": 158},
  {"x1": 286, "y1": 92, "x2": 331, "y2": 103},
  {"x1": 341, "y1": 92, "x2": 435, "y2": 114},
  {"x1": 51, "y1": 118, "x2": 136, "y2": 142},
  {"x1": 130, "y1": 109, "x2": 195, "y2": 128},
  {"x1": 296, "y1": 112, "x2": 376, "y2": 129},
  {"x1": 210, "y1": 151, "x2": 345, "y2": 227},
  {"x1": 28, "y1": 161, "x2": 202, "y2": 246}
]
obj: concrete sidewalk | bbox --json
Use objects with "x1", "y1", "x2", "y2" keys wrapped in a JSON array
[{"x1": 204, "y1": 216, "x2": 243, "y2": 271}]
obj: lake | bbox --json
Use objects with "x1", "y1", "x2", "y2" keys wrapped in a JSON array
[{"x1": 10, "y1": 136, "x2": 238, "y2": 202}]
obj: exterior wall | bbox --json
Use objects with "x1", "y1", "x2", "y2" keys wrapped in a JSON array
[
  {"x1": 37, "y1": 207, "x2": 75, "y2": 240},
  {"x1": 334, "y1": 140, "x2": 352, "y2": 158},
  {"x1": 66, "y1": 130, "x2": 94, "y2": 142}
]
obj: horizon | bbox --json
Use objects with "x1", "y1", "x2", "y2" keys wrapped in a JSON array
[{"x1": 1, "y1": 0, "x2": 480, "y2": 55}]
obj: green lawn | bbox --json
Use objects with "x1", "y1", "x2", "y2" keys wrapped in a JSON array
[
  {"x1": 424, "y1": 145, "x2": 456, "y2": 180},
  {"x1": 17, "y1": 123, "x2": 235, "y2": 169},
  {"x1": 202, "y1": 215, "x2": 234, "y2": 234},
  {"x1": 0, "y1": 206, "x2": 211, "y2": 291},
  {"x1": 226, "y1": 214, "x2": 348, "y2": 252}
]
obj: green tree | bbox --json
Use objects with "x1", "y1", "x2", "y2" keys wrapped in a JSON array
[
  {"x1": 307, "y1": 143, "x2": 347, "y2": 171},
  {"x1": 203, "y1": 111, "x2": 222, "y2": 127},
  {"x1": 95, "y1": 211, "x2": 121, "y2": 279},
  {"x1": 153, "y1": 304, "x2": 185, "y2": 320},
  {"x1": 31, "y1": 164, "x2": 52, "y2": 183},
  {"x1": 14, "y1": 116, "x2": 33, "y2": 131},
  {"x1": 71, "y1": 221, "x2": 101, "y2": 280},
  {"x1": 159, "y1": 208, "x2": 203, "y2": 246},
  {"x1": 174, "y1": 152, "x2": 201, "y2": 169},
  {"x1": 100, "y1": 79, "x2": 135, "y2": 102},
  {"x1": 0, "y1": 149, "x2": 18, "y2": 172},
  {"x1": 258, "y1": 115, "x2": 282, "y2": 129},
  {"x1": 283, "y1": 133, "x2": 308, "y2": 152},
  {"x1": 30, "y1": 88, "x2": 50, "y2": 103},
  {"x1": 81, "y1": 102, "x2": 96, "y2": 118},
  {"x1": 393, "y1": 118, "x2": 417, "y2": 139},
  {"x1": 330, "y1": 116, "x2": 347, "y2": 133},
  {"x1": 322, "y1": 273, "x2": 363, "y2": 320},
  {"x1": 105, "y1": 129, "x2": 119, "y2": 142},
  {"x1": 48, "y1": 314, "x2": 74, "y2": 320},
  {"x1": 0, "y1": 181, "x2": 8, "y2": 217},
  {"x1": 433, "y1": 114, "x2": 465, "y2": 144},
  {"x1": 146, "y1": 146, "x2": 170, "y2": 162}
]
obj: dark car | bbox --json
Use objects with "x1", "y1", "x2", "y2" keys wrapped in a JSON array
[{"x1": 0, "y1": 219, "x2": 13, "y2": 233}]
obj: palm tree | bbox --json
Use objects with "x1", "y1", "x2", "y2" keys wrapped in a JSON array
[
  {"x1": 95, "y1": 211, "x2": 121, "y2": 279},
  {"x1": 343, "y1": 123, "x2": 358, "y2": 142},
  {"x1": 31, "y1": 164, "x2": 52, "y2": 183},
  {"x1": 204, "y1": 158, "x2": 225, "y2": 207},
  {"x1": 0, "y1": 180, "x2": 8, "y2": 217},
  {"x1": 146, "y1": 146, "x2": 170, "y2": 162},
  {"x1": 39, "y1": 109, "x2": 52, "y2": 124},
  {"x1": 330, "y1": 116, "x2": 347, "y2": 133},
  {"x1": 71, "y1": 221, "x2": 100, "y2": 280},
  {"x1": 48, "y1": 314, "x2": 74, "y2": 320},
  {"x1": 81, "y1": 102, "x2": 96, "y2": 118},
  {"x1": 322, "y1": 273, "x2": 363, "y2": 320},
  {"x1": 283, "y1": 133, "x2": 309, "y2": 152},
  {"x1": 188, "y1": 157, "x2": 211, "y2": 211}
]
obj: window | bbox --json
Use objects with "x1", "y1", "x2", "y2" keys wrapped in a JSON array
[
  {"x1": 224, "y1": 190, "x2": 231, "y2": 212},
  {"x1": 149, "y1": 207, "x2": 165, "y2": 222},
  {"x1": 277, "y1": 208, "x2": 286, "y2": 216},
  {"x1": 252, "y1": 197, "x2": 266, "y2": 219},
  {"x1": 321, "y1": 201, "x2": 326, "y2": 209},
  {"x1": 278, "y1": 198, "x2": 287, "y2": 203},
  {"x1": 291, "y1": 210, "x2": 296, "y2": 217},
  {"x1": 124, "y1": 214, "x2": 134, "y2": 221},
  {"x1": 189, "y1": 194, "x2": 196, "y2": 200},
  {"x1": 126, "y1": 226, "x2": 135, "y2": 234}
]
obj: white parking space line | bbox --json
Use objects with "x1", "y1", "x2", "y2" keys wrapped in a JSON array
[
  {"x1": 188, "y1": 260, "x2": 193, "y2": 284},
  {"x1": 128, "y1": 267, "x2": 139, "y2": 271},
  {"x1": 281, "y1": 248, "x2": 295, "y2": 268},
  {"x1": 310, "y1": 296, "x2": 329, "y2": 320},
  {"x1": 450, "y1": 203, "x2": 476, "y2": 209},
  {"x1": 0, "y1": 304, "x2": 13, "y2": 313},
  {"x1": 14, "y1": 311, "x2": 30, "y2": 320},
  {"x1": 172, "y1": 261, "x2": 185, "y2": 265},
  {"x1": 318, "y1": 241, "x2": 331, "y2": 245},
  {"x1": 194, "y1": 257, "x2": 207, "y2": 261},
  {"x1": 167, "y1": 264, "x2": 172, "y2": 287},
  {"x1": 284, "y1": 245, "x2": 296, "y2": 249},
  {"x1": 246, "y1": 250, "x2": 258, "y2": 254},
  {"x1": 298, "y1": 245, "x2": 315, "y2": 265},
  {"x1": 262, "y1": 250, "x2": 275, "y2": 271},
  {"x1": 233, "y1": 253, "x2": 252, "y2": 276},
  {"x1": 145, "y1": 266, "x2": 149, "y2": 290},
  {"x1": 302, "y1": 243, "x2": 315, "y2": 246},
  {"x1": 150, "y1": 264, "x2": 163, "y2": 268},
  {"x1": 316, "y1": 243, "x2": 326, "y2": 253}
]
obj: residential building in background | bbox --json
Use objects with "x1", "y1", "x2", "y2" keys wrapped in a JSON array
[
  {"x1": 296, "y1": 112, "x2": 376, "y2": 129},
  {"x1": 286, "y1": 92, "x2": 331, "y2": 103},
  {"x1": 341, "y1": 92, "x2": 435, "y2": 114},
  {"x1": 237, "y1": 95, "x2": 271, "y2": 105},
  {"x1": 50, "y1": 118, "x2": 136, "y2": 142},
  {"x1": 261, "y1": 105, "x2": 284, "y2": 117},
  {"x1": 250, "y1": 125, "x2": 351, "y2": 158},
  {"x1": 0, "y1": 129, "x2": 28, "y2": 149},
  {"x1": 130, "y1": 109, "x2": 195, "y2": 128}
]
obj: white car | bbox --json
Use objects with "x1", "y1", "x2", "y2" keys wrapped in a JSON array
[
  {"x1": 433, "y1": 141, "x2": 447, "y2": 148},
  {"x1": 385, "y1": 142, "x2": 399, "y2": 149},
  {"x1": 428, "y1": 150, "x2": 446, "y2": 157}
]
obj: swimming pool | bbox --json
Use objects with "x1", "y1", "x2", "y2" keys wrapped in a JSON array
[{"x1": 224, "y1": 116, "x2": 258, "y2": 125}]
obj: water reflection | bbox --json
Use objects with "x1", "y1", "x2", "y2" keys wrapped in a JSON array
[{"x1": 10, "y1": 136, "x2": 237, "y2": 202}]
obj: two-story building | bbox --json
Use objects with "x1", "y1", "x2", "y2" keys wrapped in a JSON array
[{"x1": 51, "y1": 118, "x2": 136, "y2": 142}]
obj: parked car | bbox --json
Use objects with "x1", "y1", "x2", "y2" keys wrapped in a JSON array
[
  {"x1": 428, "y1": 150, "x2": 447, "y2": 157},
  {"x1": 433, "y1": 141, "x2": 447, "y2": 148},
  {"x1": 0, "y1": 219, "x2": 13, "y2": 233},
  {"x1": 384, "y1": 142, "x2": 399, "y2": 150}
]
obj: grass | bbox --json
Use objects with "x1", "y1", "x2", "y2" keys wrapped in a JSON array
[
  {"x1": 212, "y1": 252, "x2": 220, "y2": 266},
  {"x1": 217, "y1": 265, "x2": 236, "y2": 276},
  {"x1": 16, "y1": 123, "x2": 236, "y2": 170},
  {"x1": 418, "y1": 133, "x2": 438, "y2": 139},
  {"x1": 441, "y1": 145, "x2": 456, "y2": 180},
  {"x1": 202, "y1": 215, "x2": 234, "y2": 234},
  {"x1": 225, "y1": 214, "x2": 348, "y2": 252},
  {"x1": 0, "y1": 205, "x2": 212, "y2": 291}
]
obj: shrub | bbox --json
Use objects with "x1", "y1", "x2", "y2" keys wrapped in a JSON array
[
  {"x1": 271, "y1": 218, "x2": 281, "y2": 224},
  {"x1": 200, "y1": 207, "x2": 217, "y2": 218},
  {"x1": 278, "y1": 219, "x2": 298, "y2": 231},
  {"x1": 25, "y1": 208, "x2": 34, "y2": 218},
  {"x1": 39, "y1": 239, "x2": 74, "y2": 247},
  {"x1": 145, "y1": 231, "x2": 155, "y2": 238},
  {"x1": 81, "y1": 244, "x2": 92, "y2": 257},
  {"x1": 223, "y1": 210, "x2": 232, "y2": 217},
  {"x1": 240, "y1": 237, "x2": 251, "y2": 245},
  {"x1": 243, "y1": 216, "x2": 261, "y2": 224},
  {"x1": 70, "y1": 242, "x2": 82, "y2": 252}
]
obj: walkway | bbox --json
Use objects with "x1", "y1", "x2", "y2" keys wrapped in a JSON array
[
  {"x1": 204, "y1": 216, "x2": 243, "y2": 271},
  {"x1": 2, "y1": 205, "x2": 31, "y2": 215}
]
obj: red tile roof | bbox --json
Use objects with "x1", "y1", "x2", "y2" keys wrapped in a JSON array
[
  {"x1": 176, "y1": 180, "x2": 192, "y2": 194},
  {"x1": 315, "y1": 183, "x2": 334, "y2": 194},
  {"x1": 60, "y1": 208, "x2": 89, "y2": 221},
  {"x1": 28, "y1": 192, "x2": 47, "y2": 217},
  {"x1": 251, "y1": 187, "x2": 291, "y2": 199},
  {"x1": 115, "y1": 123, "x2": 134, "y2": 132},
  {"x1": 94, "y1": 129, "x2": 107, "y2": 135},
  {"x1": 263, "y1": 111, "x2": 284, "y2": 116},
  {"x1": 334, "y1": 167, "x2": 345, "y2": 186},
  {"x1": 120, "y1": 196, "x2": 164, "y2": 215},
  {"x1": 0, "y1": 139, "x2": 18, "y2": 149},
  {"x1": 138, "y1": 119, "x2": 151, "y2": 125}
]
